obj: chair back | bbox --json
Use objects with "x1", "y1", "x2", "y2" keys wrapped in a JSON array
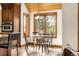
[
  {"x1": 8, "y1": 32, "x2": 21, "y2": 56},
  {"x1": 43, "y1": 33, "x2": 52, "y2": 45},
  {"x1": 8, "y1": 32, "x2": 21, "y2": 46}
]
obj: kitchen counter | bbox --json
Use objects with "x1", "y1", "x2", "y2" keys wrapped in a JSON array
[
  {"x1": 0, "y1": 34, "x2": 8, "y2": 44},
  {"x1": 0, "y1": 34, "x2": 8, "y2": 37}
]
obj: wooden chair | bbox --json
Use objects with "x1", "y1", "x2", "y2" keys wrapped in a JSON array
[
  {"x1": 42, "y1": 35, "x2": 49, "y2": 53},
  {"x1": 0, "y1": 32, "x2": 21, "y2": 56},
  {"x1": 42, "y1": 33, "x2": 52, "y2": 53},
  {"x1": 24, "y1": 33, "x2": 29, "y2": 52},
  {"x1": 32, "y1": 32, "x2": 38, "y2": 50},
  {"x1": 24, "y1": 33, "x2": 34, "y2": 53}
]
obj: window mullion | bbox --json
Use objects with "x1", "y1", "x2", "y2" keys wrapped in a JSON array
[{"x1": 44, "y1": 15, "x2": 46, "y2": 33}]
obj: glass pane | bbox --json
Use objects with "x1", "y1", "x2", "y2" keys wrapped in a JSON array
[
  {"x1": 46, "y1": 16, "x2": 56, "y2": 37},
  {"x1": 35, "y1": 16, "x2": 44, "y2": 33},
  {"x1": 24, "y1": 15, "x2": 26, "y2": 32}
]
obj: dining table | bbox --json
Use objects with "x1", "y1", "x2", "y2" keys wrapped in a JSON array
[{"x1": 32, "y1": 33, "x2": 53, "y2": 53}]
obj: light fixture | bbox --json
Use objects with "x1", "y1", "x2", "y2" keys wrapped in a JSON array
[
  {"x1": 35, "y1": 16, "x2": 40, "y2": 19},
  {"x1": 37, "y1": 3, "x2": 39, "y2": 14},
  {"x1": 35, "y1": 3, "x2": 40, "y2": 19}
]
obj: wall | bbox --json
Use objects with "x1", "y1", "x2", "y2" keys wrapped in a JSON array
[
  {"x1": 21, "y1": 3, "x2": 29, "y2": 45},
  {"x1": 62, "y1": 3, "x2": 78, "y2": 51},
  {"x1": 29, "y1": 9, "x2": 62, "y2": 45}
]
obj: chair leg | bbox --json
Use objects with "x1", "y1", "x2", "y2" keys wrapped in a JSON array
[
  {"x1": 46, "y1": 45, "x2": 49, "y2": 54},
  {"x1": 7, "y1": 49, "x2": 8, "y2": 56},
  {"x1": 8, "y1": 48, "x2": 11, "y2": 56},
  {"x1": 17, "y1": 46, "x2": 18, "y2": 56},
  {"x1": 25, "y1": 44, "x2": 28, "y2": 53},
  {"x1": 17, "y1": 41, "x2": 19, "y2": 56},
  {"x1": 42, "y1": 45, "x2": 43, "y2": 53},
  {"x1": 39, "y1": 44, "x2": 40, "y2": 50}
]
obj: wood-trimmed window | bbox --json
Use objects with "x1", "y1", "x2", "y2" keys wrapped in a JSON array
[
  {"x1": 34, "y1": 12, "x2": 57, "y2": 38},
  {"x1": 23, "y1": 13, "x2": 30, "y2": 37}
]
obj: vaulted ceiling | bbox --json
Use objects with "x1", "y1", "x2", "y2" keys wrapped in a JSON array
[{"x1": 25, "y1": 3, "x2": 62, "y2": 12}]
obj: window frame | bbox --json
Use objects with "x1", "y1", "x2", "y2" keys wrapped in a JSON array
[
  {"x1": 23, "y1": 13, "x2": 30, "y2": 37},
  {"x1": 34, "y1": 12, "x2": 57, "y2": 38}
]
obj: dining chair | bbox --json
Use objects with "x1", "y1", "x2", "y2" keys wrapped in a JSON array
[
  {"x1": 24, "y1": 33, "x2": 29, "y2": 53},
  {"x1": 32, "y1": 32, "x2": 38, "y2": 51},
  {"x1": 0, "y1": 32, "x2": 21, "y2": 56},
  {"x1": 48, "y1": 34, "x2": 53, "y2": 47},
  {"x1": 42, "y1": 33, "x2": 51, "y2": 53},
  {"x1": 36, "y1": 37, "x2": 42, "y2": 51}
]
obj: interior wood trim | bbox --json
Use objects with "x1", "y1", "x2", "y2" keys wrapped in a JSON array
[
  {"x1": 14, "y1": 4, "x2": 21, "y2": 32},
  {"x1": 34, "y1": 12, "x2": 57, "y2": 16},
  {"x1": 23, "y1": 13, "x2": 30, "y2": 37},
  {"x1": 20, "y1": 44, "x2": 62, "y2": 48},
  {"x1": 55, "y1": 13, "x2": 57, "y2": 38},
  {"x1": 44, "y1": 16, "x2": 46, "y2": 32},
  {"x1": 34, "y1": 16, "x2": 36, "y2": 32},
  {"x1": 26, "y1": 14, "x2": 30, "y2": 37},
  {"x1": 78, "y1": 4, "x2": 79, "y2": 51},
  {"x1": 19, "y1": 4, "x2": 21, "y2": 32}
]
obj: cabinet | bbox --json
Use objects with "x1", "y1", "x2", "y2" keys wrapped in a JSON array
[
  {"x1": 14, "y1": 4, "x2": 20, "y2": 32},
  {"x1": 1, "y1": 4, "x2": 20, "y2": 33},
  {"x1": 2, "y1": 4, "x2": 14, "y2": 23}
]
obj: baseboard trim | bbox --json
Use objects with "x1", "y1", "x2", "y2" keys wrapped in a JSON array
[{"x1": 20, "y1": 43, "x2": 62, "y2": 48}]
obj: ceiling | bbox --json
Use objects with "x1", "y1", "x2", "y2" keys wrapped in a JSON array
[{"x1": 25, "y1": 3, "x2": 62, "y2": 12}]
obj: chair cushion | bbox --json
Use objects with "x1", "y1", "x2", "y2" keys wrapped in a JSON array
[{"x1": 0, "y1": 43, "x2": 8, "y2": 48}]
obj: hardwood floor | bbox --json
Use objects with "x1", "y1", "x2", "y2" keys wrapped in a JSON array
[{"x1": 11, "y1": 46, "x2": 63, "y2": 56}]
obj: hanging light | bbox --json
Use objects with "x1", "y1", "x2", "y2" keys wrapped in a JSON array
[
  {"x1": 35, "y1": 3, "x2": 40, "y2": 19},
  {"x1": 35, "y1": 16, "x2": 40, "y2": 19}
]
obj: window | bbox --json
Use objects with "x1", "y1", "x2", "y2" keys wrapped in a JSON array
[
  {"x1": 36, "y1": 16, "x2": 44, "y2": 33},
  {"x1": 23, "y1": 13, "x2": 30, "y2": 37},
  {"x1": 24, "y1": 15, "x2": 26, "y2": 32},
  {"x1": 34, "y1": 12, "x2": 57, "y2": 38}
]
